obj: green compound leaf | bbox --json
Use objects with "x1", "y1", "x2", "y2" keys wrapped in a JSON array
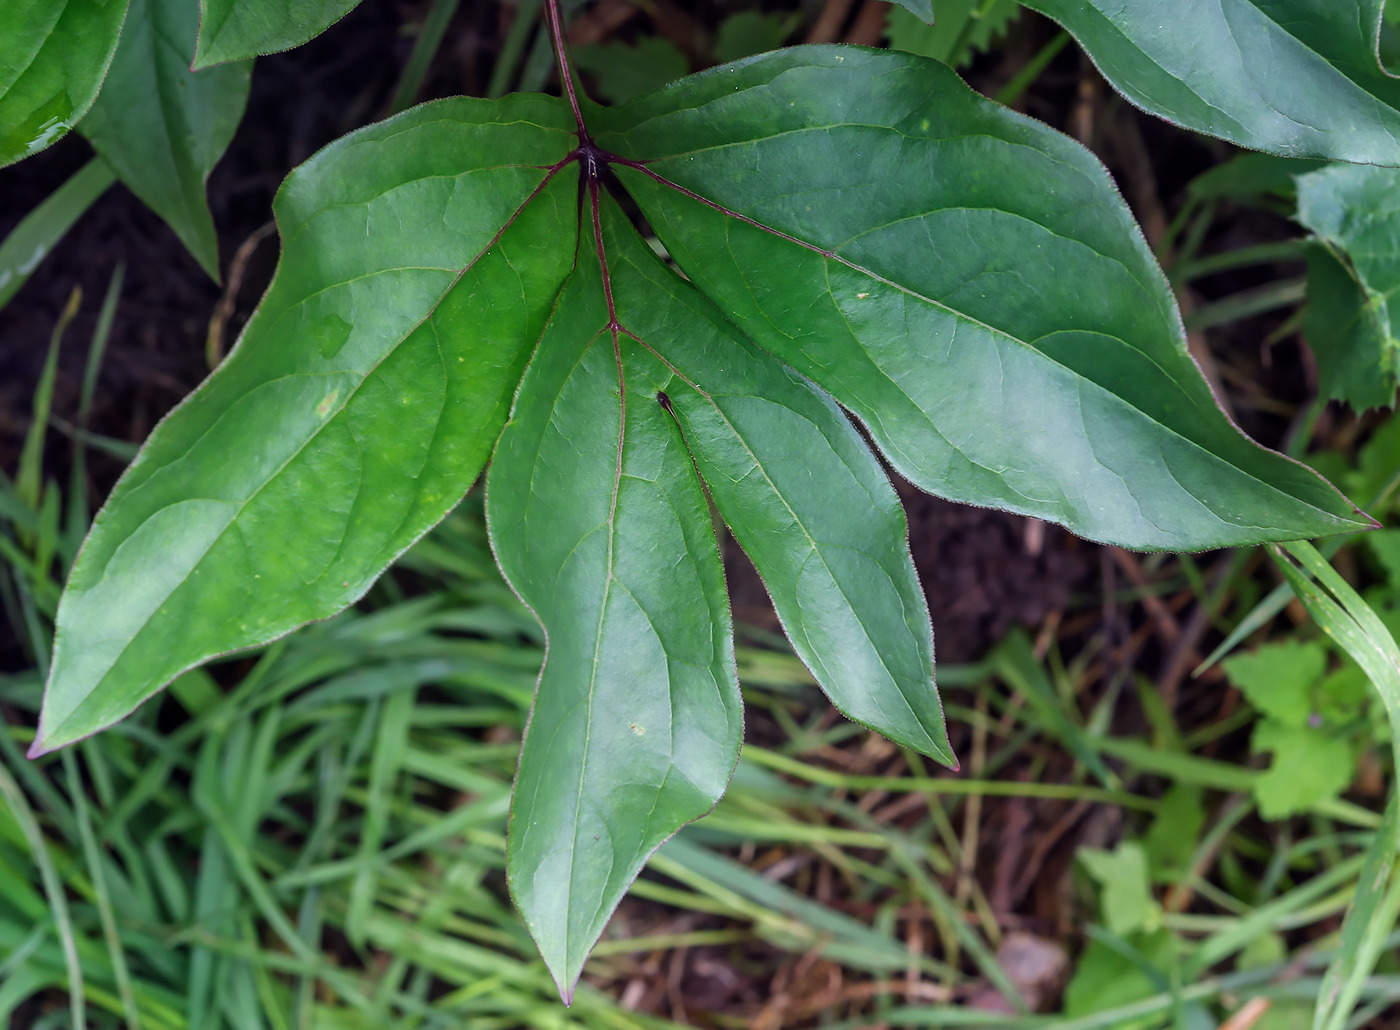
[
  {"x1": 80, "y1": 0, "x2": 251, "y2": 281},
  {"x1": 488, "y1": 194, "x2": 744, "y2": 1001},
  {"x1": 0, "y1": 0, "x2": 132, "y2": 168},
  {"x1": 594, "y1": 47, "x2": 1369, "y2": 551},
  {"x1": 194, "y1": 0, "x2": 364, "y2": 68},
  {"x1": 1020, "y1": 0, "x2": 1400, "y2": 166},
  {"x1": 1297, "y1": 163, "x2": 1400, "y2": 412},
  {"x1": 33, "y1": 96, "x2": 578, "y2": 756},
  {"x1": 36, "y1": 42, "x2": 1377, "y2": 1001}
]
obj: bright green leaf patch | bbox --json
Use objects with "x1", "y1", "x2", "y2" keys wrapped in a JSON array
[
  {"x1": 34, "y1": 43, "x2": 1372, "y2": 996},
  {"x1": 1079, "y1": 841, "x2": 1159, "y2": 937},
  {"x1": 595, "y1": 48, "x2": 1367, "y2": 551},
  {"x1": 1224, "y1": 639, "x2": 1369, "y2": 819}
]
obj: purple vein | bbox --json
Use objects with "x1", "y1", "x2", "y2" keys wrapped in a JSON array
[{"x1": 609, "y1": 158, "x2": 838, "y2": 260}]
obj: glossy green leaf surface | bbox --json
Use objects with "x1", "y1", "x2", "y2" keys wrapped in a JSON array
[
  {"x1": 594, "y1": 46, "x2": 1367, "y2": 551},
  {"x1": 488, "y1": 194, "x2": 743, "y2": 1000},
  {"x1": 597, "y1": 208, "x2": 953, "y2": 766},
  {"x1": 1021, "y1": 0, "x2": 1400, "y2": 165},
  {"x1": 0, "y1": 0, "x2": 131, "y2": 168},
  {"x1": 34, "y1": 96, "x2": 578, "y2": 755},
  {"x1": 79, "y1": 0, "x2": 251, "y2": 280},
  {"x1": 1297, "y1": 163, "x2": 1400, "y2": 412},
  {"x1": 194, "y1": 0, "x2": 364, "y2": 68}
]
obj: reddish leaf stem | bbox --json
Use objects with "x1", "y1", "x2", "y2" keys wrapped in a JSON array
[
  {"x1": 544, "y1": 0, "x2": 589, "y2": 142},
  {"x1": 610, "y1": 158, "x2": 838, "y2": 260}
]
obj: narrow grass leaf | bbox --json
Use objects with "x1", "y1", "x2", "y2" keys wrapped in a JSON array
[
  {"x1": 347, "y1": 685, "x2": 413, "y2": 945},
  {"x1": 0, "y1": 159, "x2": 115, "y2": 312}
]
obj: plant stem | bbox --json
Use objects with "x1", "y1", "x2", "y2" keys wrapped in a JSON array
[{"x1": 543, "y1": 0, "x2": 588, "y2": 139}]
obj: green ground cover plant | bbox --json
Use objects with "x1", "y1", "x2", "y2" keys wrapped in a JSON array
[{"x1": 7, "y1": 0, "x2": 1400, "y2": 1022}]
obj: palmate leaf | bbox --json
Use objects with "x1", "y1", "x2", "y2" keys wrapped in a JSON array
[
  {"x1": 0, "y1": 0, "x2": 131, "y2": 168},
  {"x1": 1020, "y1": 0, "x2": 1400, "y2": 166},
  {"x1": 36, "y1": 43, "x2": 1370, "y2": 1000},
  {"x1": 79, "y1": 0, "x2": 251, "y2": 279}
]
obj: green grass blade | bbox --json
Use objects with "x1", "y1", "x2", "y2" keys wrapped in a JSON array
[
  {"x1": 347, "y1": 686, "x2": 413, "y2": 944},
  {"x1": 0, "y1": 158, "x2": 115, "y2": 313},
  {"x1": 62, "y1": 751, "x2": 141, "y2": 1030},
  {"x1": 0, "y1": 761, "x2": 84, "y2": 1025},
  {"x1": 18, "y1": 286, "x2": 81, "y2": 513},
  {"x1": 1315, "y1": 796, "x2": 1400, "y2": 1030},
  {"x1": 387, "y1": 0, "x2": 461, "y2": 114},
  {"x1": 1269, "y1": 541, "x2": 1400, "y2": 1030}
]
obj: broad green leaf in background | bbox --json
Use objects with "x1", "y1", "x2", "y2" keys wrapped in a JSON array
[
  {"x1": 892, "y1": 0, "x2": 935, "y2": 21},
  {"x1": 33, "y1": 95, "x2": 579, "y2": 755},
  {"x1": 1224, "y1": 639, "x2": 1368, "y2": 819},
  {"x1": 79, "y1": 0, "x2": 251, "y2": 281},
  {"x1": 1297, "y1": 163, "x2": 1400, "y2": 412},
  {"x1": 1062, "y1": 929, "x2": 1174, "y2": 1023},
  {"x1": 0, "y1": 0, "x2": 131, "y2": 168},
  {"x1": 595, "y1": 48, "x2": 1370, "y2": 551},
  {"x1": 886, "y1": 0, "x2": 1020, "y2": 68},
  {"x1": 1079, "y1": 841, "x2": 1158, "y2": 937},
  {"x1": 194, "y1": 0, "x2": 364, "y2": 68},
  {"x1": 1186, "y1": 153, "x2": 1327, "y2": 210},
  {"x1": 1020, "y1": 0, "x2": 1400, "y2": 165},
  {"x1": 1251, "y1": 720, "x2": 1354, "y2": 820},
  {"x1": 1142, "y1": 784, "x2": 1205, "y2": 882},
  {"x1": 1222, "y1": 639, "x2": 1326, "y2": 727}
]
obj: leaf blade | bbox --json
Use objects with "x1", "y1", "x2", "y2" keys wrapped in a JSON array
[
  {"x1": 36, "y1": 97, "x2": 579, "y2": 755},
  {"x1": 596, "y1": 46, "x2": 1369, "y2": 550},
  {"x1": 1296, "y1": 163, "x2": 1400, "y2": 411},
  {"x1": 194, "y1": 0, "x2": 364, "y2": 68},
  {"x1": 0, "y1": 0, "x2": 131, "y2": 167},
  {"x1": 487, "y1": 194, "x2": 743, "y2": 1000},
  {"x1": 80, "y1": 0, "x2": 251, "y2": 280}
]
